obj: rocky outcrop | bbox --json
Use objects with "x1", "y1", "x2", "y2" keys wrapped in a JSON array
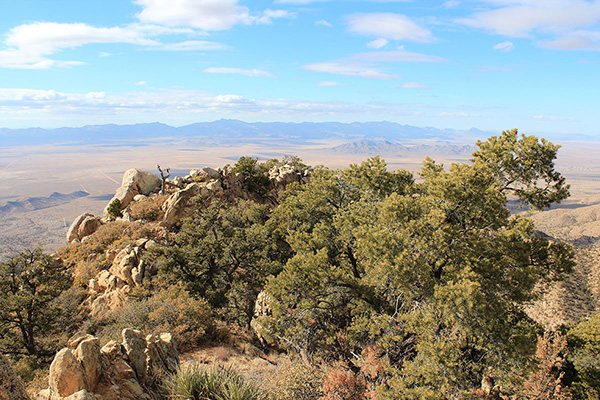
[
  {"x1": 66, "y1": 213, "x2": 102, "y2": 243},
  {"x1": 268, "y1": 164, "x2": 310, "y2": 192},
  {"x1": 89, "y1": 240, "x2": 158, "y2": 318},
  {"x1": 104, "y1": 169, "x2": 161, "y2": 217},
  {"x1": 39, "y1": 330, "x2": 178, "y2": 400},
  {"x1": 250, "y1": 290, "x2": 274, "y2": 346},
  {"x1": 0, "y1": 353, "x2": 30, "y2": 400},
  {"x1": 161, "y1": 183, "x2": 201, "y2": 228}
]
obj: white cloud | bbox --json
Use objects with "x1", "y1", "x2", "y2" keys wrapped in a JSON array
[
  {"x1": 0, "y1": 22, "x2": 226, "y2": 69},
  {"x1": 158, "y1": 40, "x2": 229, "y2": 51},
  {"x1": 0, "y1": 87, "x2": 425, "y2": 123},
  {"x1": 458, "y1": 1, "x2": 600, "y2": 38},
  {"x1": 275, "y1": 0, "x2": 412, "y2": 3},
  {"x1": 439, "y1": 112, "x2": 470, "y2": 117},
  {"x1": 346, "y1": 13, "x2": 435, "y2": 42},
  {"x1": 532, "y1": 114, "x2": 573, "y2": 121},
  {"x1": 316, "y1": 19, "x2": 333, "y2": 27},
  {"x1": 317, "y1": 81, "x2": 345, "y2": 86},
  {"x1": 443, "y1": 0, "x2": 461, "y2": 8},
  {"x1": 401, "y1": 82, "x2": 432, "y2": 89},
  {"x1": 541, "y1": 30, "x2": 600, "y2": 50},
  {"x1": 204, "y1": 67, "x2": 277, "y2": 78},
  {"x1": 0, "y1": 22, "x2": 161, "y2": 69},
  {"x1": 493, "y1": 41, "x2": 514, "y2": 51},
  {"x1": 352, "y1": 50, "x2": 448, "y2": 63},
  {"x1": 134, "y1": 81, "x2": 148, "y2": 86},
  {"x1": 367, "y1": 38, "x2": 389, "y2": 49},
  {"x1": 134, "y1": 0, "x2": 292, "y2": 30},
  {"x1": 303, "y1": 62, "x2": 399, "y2": 80}
]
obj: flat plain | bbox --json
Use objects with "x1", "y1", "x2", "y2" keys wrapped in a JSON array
[{"x1": 1, "y1": 135, "x2": 599, "y2": 261}]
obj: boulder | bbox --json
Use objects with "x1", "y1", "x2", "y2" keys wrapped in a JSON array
[
  {"x1": 62, "y1": 390, "x2": 95, "y2": 400},
  {"x1": 161, "y1": 183, "x2": 201, "y2": 227},
  {"x1": 74, "y1": 336, "x2": 101, "y2": 392},
  {"x1": 40, "y1": 330, "x2": 178, "y2": 400},
  {"x1": 67, "y1": 213, "x2": 101, "y2": 243},
  {"x1": 78, "y1": 216, "x2": 102, "y2": 241},
  {"x1": 250, "y1": 290, "x2": 274, "y2": 346},
  {"x1": 104, "y1": 169, "x2": 161, "y2": 216},
  {"x1": 109, "y1": 246, "x2": 138, "y2": 287},
  {"x1": 48, "y1": 348, "x2": 86, "y2": 398},
  {"x1": 89, "y1": 286, "x2": 129, "y2": 317},
  {"x1": 122, "y1": 329, "x2": 147, "y2": 384},
  {"x1": 146, "y1": 332, "x2": 179, "y2": 376},
  {"x1": 190, "y1": 167, "x2": 219, "y2": 181},
  {"x1": 268, "y1": 164, "x2": 309, "y2": 192},
  {"x1": 0, "y1": 353, "x2": 30, "y2": 400}
]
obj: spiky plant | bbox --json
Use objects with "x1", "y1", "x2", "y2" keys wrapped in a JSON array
[{"x1": 164, "y1": 364, "x2": 266, "y2": 400}]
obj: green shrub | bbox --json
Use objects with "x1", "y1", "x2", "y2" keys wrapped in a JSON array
[
  {"x1": 91, "y1": 285, "x2": 215, "y2": 352},
  {"x1": 262, "y1": 360, "x2": 325, "y2": 400},
  {"x1": 129, "y1": 195, "x2": 168, "y2": 221},
  {"x1": 232, "y1": 156, "x2": 271, "y2": 196},
  {"x1": 163, "y1": 364, "x2": 267, "y2": 400},
  {"x1": 106, "y1": 198, "x2": 123, "y2": 220}
]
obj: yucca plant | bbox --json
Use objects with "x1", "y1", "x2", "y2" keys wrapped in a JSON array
[{"x1": 164, "y1": 364, "x2": 266, "y2": 400}]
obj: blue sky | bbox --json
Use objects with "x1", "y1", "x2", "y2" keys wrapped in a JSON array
[{"x1": 0, "y1": 0, "x2": 599, "y2": 136}]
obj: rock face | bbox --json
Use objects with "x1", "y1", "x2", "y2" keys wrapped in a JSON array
[
  {"x1": 40, "y1": 330, "x2": 178, "y2": 400},
  {"x1": 0, "y1": 353, "x2": 30, "y2": 400},
  {"x1": 268, "y1": 164, "x2": 310, "y2": 192},
  {"x1": 250, "y1": 290, "x2": 274, "y2": 346},
  {"x1": 66, "y1": 213, "x2": 102, "y2": 243},
  {"x1": 89, "y1": 241, "x2": 157, "y2": 318},
  {"x1": 161, "y1": 182, "x2": 201, "y2": 228},
  {"x1": 104, "y1": 169, "x2": 161, "y2": 217}
]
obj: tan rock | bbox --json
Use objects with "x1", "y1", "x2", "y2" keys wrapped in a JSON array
[
  {"x1": 109, "y1": 247, "x2": 137, "y2": 287},
  {"x1": 146, "y1": 333, "x2": 179, "y2": 376},
  {"x1": 48, "y1": 348, "x2": 86, "y2": 398},
  {"x1": 104, "y1": 169, "x2": 161, "y2": 216},
  {"x1": 90, "y1": 287, "x2": 128, "y2": 317},
  {"x1": 161, "y1": 183, "x2": 201, "y2": 227},
  {"x1": 75, "y1": 337, "x2": 101, "y2": 392},
  {"x1": 62, "y1": 389, "x2": 95, "y2": 400},
  {"x1": 77, "y1": 216, "x2": 101, "y2": 241},
  {"x1": 122, "y1": 329, "x2": 147, "y2": 384},
  {"x1": 66, "y1": 213, "x2": 96, "y2": 243}
]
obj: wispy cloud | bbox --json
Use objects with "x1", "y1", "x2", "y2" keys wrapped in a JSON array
[
  {"x1": 367, "y1": 38, "x2": 388, "y2": 49},
  {"x1": 351, "y1": 50, "x2": 447, "y2": 63},
  {"x1": 533, "y1": 114, "x2": 574, "y2": 121},
  {"x1": 346, "y1": 13, "x2": 435, "y2": 42},
  {"x1": 304, "y1": 62, "x2": 399, "y2": 80},
  {"x1": 458, "y1": 0, "x2": 600, "y2": 39},
  {"x1": 0, "y1": 87, "x2": 426, "y2": 123},
  {"x1": 439, "y1": 111, "x2": 470, "y2": 118},
  {"x1": 203, "y1": 67, "x2": 277, "y2": 79},
  {"x1": 0, "y1": 22, "x2": 225, "y2": 69},
  {"x1": 134, "y1": 0, "x2": 293, "y2": 31},
  {"x1": 316, "y1": 19, "x2": 333, "y2": 27},
  {"x1": 541, "y1": 30, "x2": 600, "y2": 50},
  {"x1": 401, "y1": 82, "x2": 432, "y2": 89},
  {"x1": 493, "y1": 41, "x2": 514, "y2": 51},
  {"x1": 317, "y1": 81, "x2": 346, "y2": 86}
]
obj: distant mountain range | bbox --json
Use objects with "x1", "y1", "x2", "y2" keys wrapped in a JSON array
[
  {"x1": 329, "y1": 140, "x2": 476, "y2": 155},
  {"x1": 0, "y1": 119, "x2": 492, "y2": 146},
  {"x1": 0, "y1": 191, "x2": 89, "y2": 216}
]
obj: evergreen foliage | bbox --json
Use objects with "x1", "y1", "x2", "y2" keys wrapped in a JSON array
[
  {"x1": 0, "y1": 249, "x2": 72, "y2": 356},
  {"x1": 233, "y1": 156, "x2": 271, "y2": 196},
  {"x1": 261, "y1": 130, "x2": 574, "y2": 397},
  {"x1": 106, "y1": 198, "x2": 123, "y2": 219}
]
